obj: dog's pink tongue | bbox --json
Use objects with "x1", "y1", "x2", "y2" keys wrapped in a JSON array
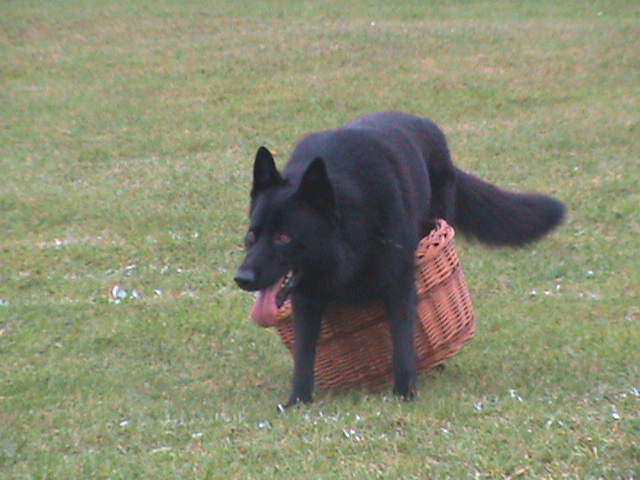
[{"x1": 251, "y1": 284, "x2": 280, "y2": 327}]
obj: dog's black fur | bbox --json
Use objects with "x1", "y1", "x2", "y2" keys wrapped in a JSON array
[{"x1": 235, "y1": 112, "x2": 565, "y2": 407}]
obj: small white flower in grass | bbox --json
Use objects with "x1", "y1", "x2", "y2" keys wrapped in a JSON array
[
  {"x1": 151, "y1": 446, "x2": 172, "y2": 454},
  {"x1": 110, "y1": 286, "x2": 128, "y2": 303},
  {"x1": 112, "y1": 285, "x2": 127, "y2": 299},
  {"x1": 546, "y1": 418, "x2": 564, "y2": 429},
  {"x1": 509, "y1": 390, "x2": 523, "y2": 402},
  {"x1": 343, "y1": 428, "x2": 363, "y2": 442},
  {"x1": 216, "y1": 412, "x2": 232, "y2": 423}
]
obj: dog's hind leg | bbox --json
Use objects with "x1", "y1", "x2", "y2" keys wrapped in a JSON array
[
  {"x1": 284, "y1": 295, "x2": 325, "y2": 408},
  {"x1": 427, "y1": 148, "x2": 458, "y2": 224},
  {"x1": 384, "y1": 273, "x2": 418, "y2": 400}
]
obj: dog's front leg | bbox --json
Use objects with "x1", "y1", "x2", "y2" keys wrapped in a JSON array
[
  {"x1": 384, "y1": 279, "x2": 418, "y2": 400},
  {"x1": 284, "y1": 295, "x2": 325, "y2": 408}
]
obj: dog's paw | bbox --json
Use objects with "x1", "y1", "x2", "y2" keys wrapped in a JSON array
[
  {"x1": 393, "y1": 384, "x2": 416, "y2": 402},
  {"x1": 278, "y1": 395, "x2": 313, "y2": 411}
]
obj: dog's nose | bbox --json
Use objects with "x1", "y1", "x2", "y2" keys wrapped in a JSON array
[{"x1": 234, "y1": 269, "x2": 257, "y2": 291}]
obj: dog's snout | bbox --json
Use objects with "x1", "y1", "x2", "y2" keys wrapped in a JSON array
[{"x1": 234, "y1": 268, "x2": 257, "y2": 291}]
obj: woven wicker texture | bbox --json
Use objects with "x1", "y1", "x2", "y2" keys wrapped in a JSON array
[{"x1": 273, "y1": 219, "x2": 476, "y2": 390}]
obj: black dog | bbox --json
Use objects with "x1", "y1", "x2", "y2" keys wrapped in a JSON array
[{"x1": 235, "y1": 112, "x2": 565, "y2": 407}]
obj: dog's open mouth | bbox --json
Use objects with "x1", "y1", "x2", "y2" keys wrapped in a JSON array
[{"x1": 251, "y1": 270, "x2": 298, "y2": 327}]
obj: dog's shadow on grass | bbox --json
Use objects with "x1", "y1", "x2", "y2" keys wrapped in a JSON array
[{"x1": 296, "y1": 362, "x2": 467, "y2": 408}]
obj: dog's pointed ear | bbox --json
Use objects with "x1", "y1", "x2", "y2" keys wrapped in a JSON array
[
  {"x1": 252, "y1": 147, "x2": 283, "y2": 198},
  {"x1": 298, "y1": 158, "x2": 338, "y2": 220}
]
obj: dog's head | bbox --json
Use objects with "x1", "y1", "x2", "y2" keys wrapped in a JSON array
[{"x1": 234, "y1": 147, "x2": 339, "y2": 325}]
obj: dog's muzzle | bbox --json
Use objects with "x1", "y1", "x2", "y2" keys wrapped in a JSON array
[{"x1": 234, "y1": 268, "x2": 258, "y2": 291}]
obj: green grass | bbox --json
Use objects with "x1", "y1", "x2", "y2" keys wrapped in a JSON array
[{"x1": 1, "y1": 0, "x2": 639, "y2": 478}]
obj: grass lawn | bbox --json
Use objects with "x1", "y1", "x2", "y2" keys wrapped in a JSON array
[{"x1": 1, "y1": 0, "x2": 638, "y2": 478}]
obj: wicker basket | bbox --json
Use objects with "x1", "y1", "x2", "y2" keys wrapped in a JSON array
[{"x1": 272, "y1": 219, "x2": 476, "y2": 390}]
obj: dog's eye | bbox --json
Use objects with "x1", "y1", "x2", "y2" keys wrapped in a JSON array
[
  {"x1": 245, "y1": 231, "x2": 256, "y2": 249},
  {"x1": 274, "y1": 232, "x2": 291, "y2": 246}
]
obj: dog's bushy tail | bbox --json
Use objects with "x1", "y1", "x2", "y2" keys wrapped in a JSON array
[{"x1": 453, "y1": 169, "x2": 566, "y2": 246}]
